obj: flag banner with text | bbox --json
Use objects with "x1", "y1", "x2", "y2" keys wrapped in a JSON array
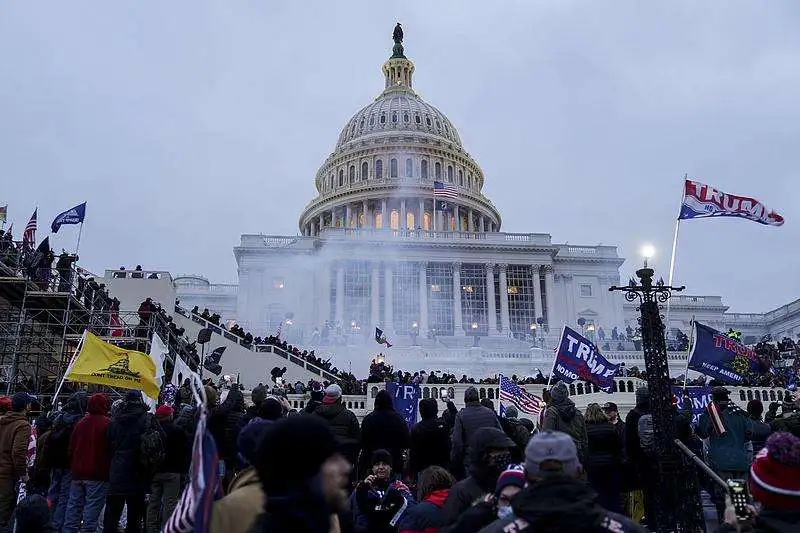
[
  {"x1": 385, "y1": 382, "x2": 420, "y2": 429},
  {"x1": 672, "y1": 386, "x2": 713, "y2": 426},
  {"x1": 51, "y1": 202, "x2": 87, "y2": 233},
  {"x1": 553, "y1": 325, "x2": 620, "y2": 393},
  {"x1": 687, "y1": 322, "x2": 772, "y2": 385},
  {"x1": 67, "y1": 331, "x2": 159, "y2": 399},
  {"x1": 678, "y1": 179, "x2": 784, "y2": 226}
]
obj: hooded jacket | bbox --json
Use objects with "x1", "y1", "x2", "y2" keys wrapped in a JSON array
[
  {"x1": 450, "y1": 402, "x2": 502, "y2": 477},
  {"x1": 398, "y1": 489, "x2": 449, "y2": 533},
  {"x1": 442, "y1": 427, "x2": 515, "y2": 525},
  {"x1": 542, "y1": 397, "x2": 587, "y2": 461},
  {"x1": 697, "y1": 401, "x2": 753, "y2": 472},
  {"x1": 68, "y1": 393, "x2": 111, "y2": 481},
  {"x1": 0, "y1": 411, "x2": 32, "y2": 480},
  {"x1": 359, "y1": 391, "x2": 410, "y2": 476},
  {"x1": 42, "y1": 392, "x2": 87, "y2": 470},
  {"x1": 478, "y1": 476, "x2": 648, "y2": 533},
  {"x1": 409, "y1": 400, "x2": 451, "y2": 477},
  {"x1": 313, "y1": 400, "x2": 361, "y2": 466},
  {"x1": 108, "y1": 398, "x2": 159, "y2": 495}
]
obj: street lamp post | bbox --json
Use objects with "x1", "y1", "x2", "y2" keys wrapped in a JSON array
[{"x1": 609, "y1": 251, "x2": 703, "y2": 532}]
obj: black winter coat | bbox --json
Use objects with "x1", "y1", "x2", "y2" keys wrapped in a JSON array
[
  {"x1": 108, "y1": 400, "x2": 160, "y2": 495},
  {"x1": 313, "y1": 401, "x2": 361, "y2": 467},
  {"x1": 409, "y1": 417, "x2": 451, "y2": 478},
  {"x1": 157, "y1": 420, "x2": 191, "y2": 474},
  {"x1": 359, "y1": 392, "x2": 410, "y2": 477},
  {"x1": 209, "y1": 388, "x2": 245, "y2": 462},
  {"x1": 585, "y1": 421, "x2": 624, "y2": 472},
  {"x1": 450, "y1": 403, "x2": 501, "y2": 477}
]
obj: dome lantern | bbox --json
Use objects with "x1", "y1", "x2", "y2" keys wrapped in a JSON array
[{"x1": 384, "y1": 23, "x2": 414, "y2": 91}]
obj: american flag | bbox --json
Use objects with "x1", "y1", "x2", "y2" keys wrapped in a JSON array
[
  {"x1": 499, "y1": 374, "x2": 543, "y2": 416},
  {"x1": 433, "y1": 181, "x2": 458, "y2": 200},
  {"x1": 23, "y1": 209, "x2": 37, "y2": 246}
]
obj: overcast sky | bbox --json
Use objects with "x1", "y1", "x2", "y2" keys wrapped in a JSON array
[{"x1": 1, "y1": 1, "x2": 797, "y2": 313}]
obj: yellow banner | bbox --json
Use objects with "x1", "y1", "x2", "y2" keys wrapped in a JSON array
[{"x1": 66, "y1": 331, "x2": 159, "y2": 400}]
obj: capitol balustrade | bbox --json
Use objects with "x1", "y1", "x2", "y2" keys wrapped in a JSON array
[
  {"x1": 276, "y1": 378, "x2": 786, "y2": 423},
  {"x1": 319, "y1": 227, "x2": 553, "y2": 246}
]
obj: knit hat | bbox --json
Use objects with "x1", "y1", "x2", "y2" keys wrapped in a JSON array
[
  {"x1": 504, "y1": 405, "x2": 519, "y2": 419},
  {"x1": 11, "y1": 392, "x2": 34, "y2": 412},
  {"x1": 747, "y1": 399, "x2": 764, "y2": 417},
  {"x1": 550, "y1": 382, "x2": 568, "y2": 404},
  {"x1": 238, "y1": 419, "x2": 272, "y2": 466},
  {"x1": 254, "y1": 416, "x2": 339, "y2": 496},
  {"x1": 0, "y1": 396, "x2": 11, "y2": 413},
  {"x1": 323, "y1": 384, "x2": 342, "y2": 405},
  {"x1": 155, "y1": 405, "x2": 174, "y2": 419},
  {"x1": 495, "y1": 465, "x2": 526, "y2": 495},
  {"x1": 524, "y1": 430, "x2": 581, "y2": 478},
  {"x1": 371, "y1": 449, "x2": 392, "y2": 467},
  {"x1": 125, "y1": 390, "x2": 142, "y2": 403},
  {"x1": 749, "y1": 432, "x2": 800, "y2": 510}
]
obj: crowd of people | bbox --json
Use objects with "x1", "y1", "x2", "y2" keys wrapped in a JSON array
[{"x1": 0, "y1": 371, "x2": 796, "y2": 532}]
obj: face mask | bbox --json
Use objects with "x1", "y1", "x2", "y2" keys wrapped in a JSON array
[
  {"x1": 489, "y1": 452, "x2": 512, "y2": 471},
  {"x1": 497, "y1": 505, "x2": 513, "y2": 520}
]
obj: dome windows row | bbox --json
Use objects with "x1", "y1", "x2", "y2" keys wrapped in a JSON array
[
  {"x1": 322, "y1": 157, "x2": 477, "y2": 193},
  {"x1": 339, "y1": 103, "x2": 458, "y2": 147}
]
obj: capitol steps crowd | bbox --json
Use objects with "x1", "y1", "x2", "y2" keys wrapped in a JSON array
[{"x1": 0, "y1": 378, "x2": 797, "y2": 532}]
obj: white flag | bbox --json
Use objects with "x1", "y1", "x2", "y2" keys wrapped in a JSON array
[
  {"x1": 170, "y1": 352, "x2": 195, "y2": 390},
  {"x1": 145, "y1": 333, "x2": 169, "y2": 410}
]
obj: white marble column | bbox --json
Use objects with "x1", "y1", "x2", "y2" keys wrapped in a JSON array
[
  {"x1": 486, "y1": 263, "x2": 497, "y2": 335},
  {"x1": 335, "y1": 263, "x2": 345, "y2": 325},
  {"x1": 318, "y1": 214, "x2": 324, "y2": 235},
  {"x1": 479, "y1": 215, "x2": 485, "y2": 233},
  {"x1": 384, "y1": 263, "x2": 394, "y2": 331},
  {"x1": 544, "y1": 265, "x2": 555, "y2": 328},
  {"x1": 400, "y1": 200, "x2": 407, "y2": 230},
  {"x1": 453, "y1": 261, "x2": 464, "y2": 335},
  {"x1": 531, "y1": 265, "x2": 542, "y2": 322},
  {"x1": 381, "y1": 199, "x2": 387, "y2": 229},
  {"x1": 498, "y1": 263, "x2": 510, "y2": 335},
  {"x1": 371, "y1": 263, "x2": 380, "y2": 327},
  {"x1": 361, "y1": 201, "x2": 368, "y2": 228},
  {"x1": 345, "y1": 204, "x2": 352, "y2": 229},
  {"x1": 454, "y1": 204, "x2": 460, "y2": 231},
  {"x1": 419, "y1": 261, "x2": 428, "y2": 333},
  {"x1": 468, "y1": 209, "x2": 474, "y2": 232},
  {"x1": 418, "y1": 199, "x2": 424, "y2": 230}
]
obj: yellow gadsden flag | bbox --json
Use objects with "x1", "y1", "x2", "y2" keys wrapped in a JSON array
[{"x1": 66, "y1": 331, "x2": 160, "y2": 400}]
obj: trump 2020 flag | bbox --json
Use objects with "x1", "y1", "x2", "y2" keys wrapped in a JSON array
[
  {"x1": 51, "y1": 202, "x2": 86, "y2": 233},
  {"x1": 671, "y1": 386, "x2": 712, "y2": 426},
  {"x1": 385, "y1": 382, "x2": 420, "y2": 429},
  {"x1": 678, "y1": 180, "x2": 783, "y2": 226},
  {"x1": 687, "y1": 322, "x2": 772, "y2": 384},
  {"x1": 553, "y1": 325, "x2": 620, "y2": 393}
]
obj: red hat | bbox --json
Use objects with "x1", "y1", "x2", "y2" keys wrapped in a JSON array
[
  {"x1": 0, "y1": 397, "x2": 11, "y2": 413},
  {"x1": 155, "y1": 405, "x2": 174, "y2": 419},
  {"x1": 749, "y1": 432, "x2": 800, "y2": 510}
]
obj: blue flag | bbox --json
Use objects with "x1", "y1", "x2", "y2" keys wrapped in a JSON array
[
  {"x1": 687, "y1": 322, "x2": 771, "y2": 384},
  {"x1": 553, "y1": 325, "x2": 620, "y2": 393},
  {"x1": 672, "y1": 386, "x2": 713, "y2": 426},
  {"x1": 385, "y1": 383, "x2": 420, "y2": 429},
  {"x1": 51, "y1": 202, "x2": 86, "y2": 233}
]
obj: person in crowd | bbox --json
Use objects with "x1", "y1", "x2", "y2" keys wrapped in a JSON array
[
  {"x1": 718, "y1": 431, "x2": 800, "y2": 532},
  {"x1": 624, "y1": 385, "x2": 651, "y2": 521},
  {"x1": 213, "y1": 387, "x2": 246, "y2": 486},
  {"x1": 746, "y1": 398, "x2": 773, "y2": 459},
  {"x1": 541, "y1": 382, "x2": 587, "y2": 461},
  {"x1": 249, "y1": 416, "x2": 352, "y2": 533},
  {"x1": 441, "y1": 427, "x2": 515, "y2": 524},
  {"x1": 765, "y1": 401, "x2": 781, "y2": 424},
  {"x1": 63, "y1": 392, "x2": 111, "y2": 533},
  {"x1": 105, "y1": 391, "x2": 164, "y2": 533},
  {"x1": 312, "y1": 384, "x2": 361, "y2": 477},
  {"x1": 602, "y1": 401, "x2": 626, "y2": 447},
  {"x1": 0, "y1": 392, "x2": 33, "y2": 532},
  {"x1": 45, "y1": 391, "x2": 88, "y2": 531},
  {"x1": 28, "y1": 415, "x2": 53, "y2": 496},
  {"x1": 396, "y1": 465, "x2": 455, "y2": 533},
  {"x1": 409, "y1": 398, "x2": 450, "y2": 481},
  {"x1": 770, "y1": 390, "x2": 800, "y2": 438},
  {"x1": 493, "y1": 466, "x2": 526, "y2": 521},
  {"x1": 584, "y1": 402, "x2": 624, "y2": 515},
  {"x1": 479, "y1": 430, "x2": 647, "y2": 532},
  {"x1": 498, "y1": 405, "x2": 531, "y2": 462},
  {"x1": 242, "y1": 385, "x2": 267, "y2": 425},
  {"x1": 15, "y1": 494, "x2": 57, "y2": 533},
  {"x1": 698, "y1": 386, "x2": 754, "y2": 523},
  {"x1": 210, "y1": 419, "x2": 272, "y2": 533},
  {"x1": 450, "y1": 386, "x2": 502, "y2": 479},
  {"x1": 352, "y1": 449, "x2": 413, "y2": 533},
  {"x1": 146, "y1": 405, "x2": 189, "y2": 533},
  {"x1": 359, "y1": 390, "x2": 410, "y2": 478}
]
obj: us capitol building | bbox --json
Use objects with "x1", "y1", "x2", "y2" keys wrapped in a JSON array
[{"x1": 174, "y1": 27, "x2": 799, "y2": 377}]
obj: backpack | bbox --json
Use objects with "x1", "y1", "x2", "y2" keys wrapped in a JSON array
[
  {"x1": 637, "y1": 414, "x2": 656, "y2": 457},
  {"x1": 138, "y1": 415, "x2": 165, "y2": 474}
]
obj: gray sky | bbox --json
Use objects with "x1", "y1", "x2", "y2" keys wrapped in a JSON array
[{"x1": 1, "y1": 1, "x2": 797, "y2": 313}]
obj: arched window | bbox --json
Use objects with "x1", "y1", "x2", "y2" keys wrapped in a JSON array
[
  {"x1": 390, "y1": 210, "x2": 399, "y2": 230},
  {"x1": 415, "y1": 115, "x2": 421, "y2": 124},
  {"x1": 407, "y1": 212, "x2": 415, "y2": 229},
  {"x1": 359, "y1": 118, "x2": 365, "y2": 130},
  {"x1": 435, "y1": 162, "x2": 442, "y2": 179},
  {"x1": 375, "y1": 160, "x2": 383, "y2": 179},
  {"x1": 380, "y1": 114, "x2": 386, "y2": 124},
  {"x1": 375, "y1": 213, "x2": 382, "y2": 229},
  {"x1": 349, "y1": 165, "x2": 355, "y2": 184},
  {"x1": 403, "y1": 113, "x2": 410, "y2": 123},
  {"x1": 423, "y1": 212, "x2": 431, "y2": 230},
  {"x1": 426, "y1": 116, "x2": 432, "y2": 126},
  {"x1": 405, "y1": 158, "x2": 413, "y2": 177},
  {"x1": 338, "y1": 169, "x2": 344, "y2": 186},
  {"x1": 361, "y1": 162, "x2": 368, "y2": 180},
  {"x1": 329, "y1": 173, "x2": 334, "y2": 189},
  {"x1": 390, "y1": 158, "x2": 398, "y2": 178},
  {"x1": 447, "y1": 165, "x2": 454, "y2": 183},
  {"x1": 392, "y1": 112, "x2": 398, "y2": 123},
  {"x1": 421, "y1": 160, "x2": 428, "y2": 179},
  {"x1": 468, "y1": 173, "x2": 473, "y2": 188},
  {"x1": 369, "y1": 115, "x2": 375, "y2": 126},
  {"x1": 435, "y1": 119, "x2": 441, "y2": 129},
  {"x1": 458, "y1": 170, "x2": 464, "y2": 186}
]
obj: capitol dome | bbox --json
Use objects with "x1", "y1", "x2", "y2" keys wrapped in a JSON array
[{"x1": 299, "y1": 25, "x2": 501, "y2": 236}]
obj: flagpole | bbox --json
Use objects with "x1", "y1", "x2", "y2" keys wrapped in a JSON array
[
  {"x1": 682, "y1": 316, "x2": 696, "y2": 389},
  {"x1": 75, "y1": 222, "x2": 84, "y2": 256},
  {"x1": 432, "y1": 191, "x2": 437, "y2": 232},
  {"x1": 53, "y1": 330, "x2": 85, "y2": 405},
  {"x1": 665, "y1": 174, "x2": 687, "y2": 338}
]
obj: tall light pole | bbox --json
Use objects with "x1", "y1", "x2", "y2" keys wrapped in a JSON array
[{"x1": 609, "y1": 246, "x2": 703, "y2": 532}]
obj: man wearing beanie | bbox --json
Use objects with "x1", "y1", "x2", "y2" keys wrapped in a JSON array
[
  {"x1": 0, "y1": 392, "x2": 32, "y2": 531},
  {"x1": 451, "y1": 386, "x2": 502, "y2": 479},
  {"x1": 210, "y1": 419, "x2": 272, "y2": 533},
  {"x1": 313, "y1": 383, "x2": 361, "y2": 476},
  {"x1": 718, "y1": 432, "x2": 800, "y2": 531},
  {"x1": 479, "y1": 430, "x2": 646, "y2": 533},
  {"x1": 249, "y1": 416, "x2": 351, "y2": 533},
  {"x1": 352, "y1": 449, "x2": 412, "y2": 533}
]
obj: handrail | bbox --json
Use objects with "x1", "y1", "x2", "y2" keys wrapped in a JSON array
[{"x1": 175, "y1": 305, "x2": 340, "y2": 383}]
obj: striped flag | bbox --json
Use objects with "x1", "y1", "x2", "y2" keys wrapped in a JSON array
[
  {"x1": 22, "y1": 209, "x2": 37, "y2": 246},
  {"x1": 0, "y1": 205, "x2": 6, "y2": 224},
  {"x1": 499, "y1": 374, "x2": 542, "y2": 416},
  {"x1": 26, "y1": 425, "x2": 37, "y2": 468},
  {"x1": 433, "y1": 181, "x2": 458, "y2": 199}
]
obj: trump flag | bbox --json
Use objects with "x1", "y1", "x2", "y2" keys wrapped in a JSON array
[
  {"x1": 51, "y1": 202, "x2": 86, "y2": 233},
  {"x1": 687, "y1": 322, "x2": 772, "y2": 385},
  {"x1": 385, "y1": 382, "x2": 420, "y2": 429},
  {"x1": 553, "y1": 325, "x2": 620, "y2": 393},
  {"x1": 678, "y1": 180, "x2": 783, "y2": 226}
]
